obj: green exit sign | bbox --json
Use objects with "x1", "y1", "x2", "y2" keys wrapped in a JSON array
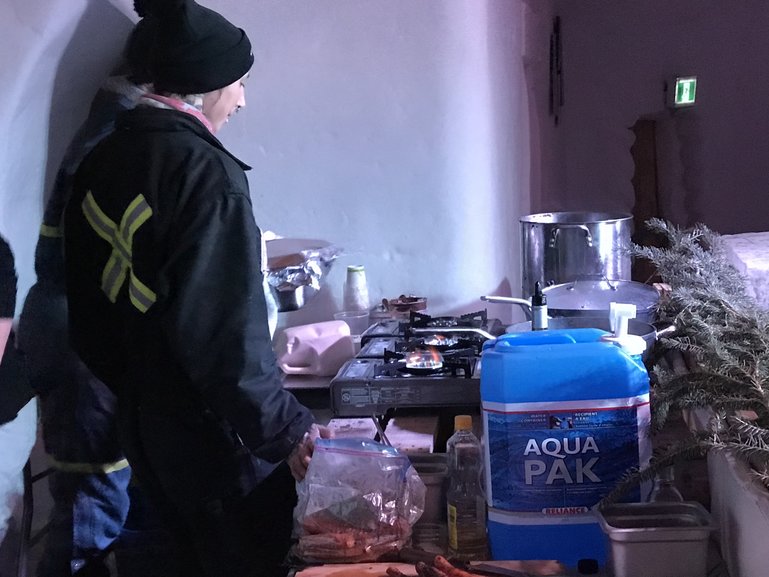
[{"x1": 674, "y1": 76, "x2": 697, "y2": 106}]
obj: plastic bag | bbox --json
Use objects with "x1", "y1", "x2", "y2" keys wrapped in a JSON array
[{"x1": 292, "y1": 438, "x2": 426, "y2": 563}]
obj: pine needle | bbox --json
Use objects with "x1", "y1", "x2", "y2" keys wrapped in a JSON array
[{"x1": 615, "y1": 219, "x2": 769, "y2": 494}]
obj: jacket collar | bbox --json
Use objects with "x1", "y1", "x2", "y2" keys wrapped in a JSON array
[{"x1": 118, "y1": 106, "x2": 252, "y2": 171}]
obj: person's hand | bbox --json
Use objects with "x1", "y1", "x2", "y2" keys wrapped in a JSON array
[{"x1": 287, "y1": 423, "x2": 333, "y2": 481}]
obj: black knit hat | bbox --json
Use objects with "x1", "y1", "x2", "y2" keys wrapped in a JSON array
[
  {"x1": 124, "y1": 8, "x2": 157, "y2": 84},
  {"x1": 139, "y1": 0, "x2": 253, "y2": 94}
]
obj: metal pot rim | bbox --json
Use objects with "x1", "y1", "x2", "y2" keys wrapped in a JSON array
[
  {"x1": 520, "y1": 211, "x2": 633, "y2": 225},
  {"x1": 543, "y1": 278, "x2": 659, "y2": 313}
]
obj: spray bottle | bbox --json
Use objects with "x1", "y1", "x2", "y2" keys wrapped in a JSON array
[{"x1": 531, "y1": 281, "x2": 548, "y2": 331}]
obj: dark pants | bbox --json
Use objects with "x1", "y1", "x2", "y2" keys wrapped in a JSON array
[{"x1": 118, "y1": 395, "x2": 297, "y2": 577}]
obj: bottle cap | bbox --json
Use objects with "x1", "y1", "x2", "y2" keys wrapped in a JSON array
[
  {"x1": 454, "y1": 415, "x2": 472, "y2": 431},
  {"x1": 347, "y1": 265, "x2": 365, "y2": 272},
  {"x1": 577, "y1": 559, "x2": 599, "y2": 575},
  {"x1": 531, "y1": 280, "x2": 547, "y2": 306}
]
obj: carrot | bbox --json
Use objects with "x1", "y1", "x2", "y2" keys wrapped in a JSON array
[
  {"x1": 413, "y1": 561, "x2": 449, "y2": 577},
  {"x1": 432, "y1": 556, "x2": 477, "y2": 577}
]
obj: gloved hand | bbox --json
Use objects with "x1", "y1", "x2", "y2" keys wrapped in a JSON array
[{"x1": 287, "y1": 423, "x2": 333, "y2": 481}]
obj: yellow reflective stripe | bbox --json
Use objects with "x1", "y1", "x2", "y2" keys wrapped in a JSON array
[
  {"x1": 40, "y1": 224, "x2": 62, "y2": 238},
  {"x1": 129, "y1": 272, "x2": 156, "y2": 313},
  {"x1": 82, "y1": 191, "x2": 117, "y2": 245},
  {"x1": 102, "y1": 253, "x2": 128, "y2": 303},
  {"x1": 121, "y1": 196, "x2": 152, "y2": 244},
  {"x1": 81, "y1": 191, "x2": 155, "y2": 313},
  {"x1": 49, "y1": 457, "x2": 130, "y2": 475}
]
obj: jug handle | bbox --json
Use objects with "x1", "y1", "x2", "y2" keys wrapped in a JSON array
[
  {"x1": 549, "y1": 224, "x2": 593, "y2": 248},
  {"x1": 280, "y1": 364, "x2": 313, "y2": 375}
]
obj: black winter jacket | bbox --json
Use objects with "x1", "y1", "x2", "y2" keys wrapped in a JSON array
[
  {"x1": 64, "y1": 106, "x2": 313, "y2": 465},
  {"x1": 0, "y1": 237, "x2": 33, "y2": 425}
]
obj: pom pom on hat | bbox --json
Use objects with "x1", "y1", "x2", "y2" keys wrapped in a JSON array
[
  {"x1": 138, "y1": 0, "x2": 253, "y2": 94},
  {"x1": 133, "y1": 0, "x2": 150, "y2": 18},
  {"x1": 124, "y1": 1, "x2": 157, "y2": 83}
]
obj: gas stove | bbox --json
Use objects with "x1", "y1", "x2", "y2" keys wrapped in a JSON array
[{"x1": 330, "y1": 310, "x2": 502, "y2": 416}]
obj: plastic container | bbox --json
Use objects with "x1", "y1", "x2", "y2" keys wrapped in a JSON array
[
  {"x1": 343, "y1": 265, "x2": 370, "y2": 312},
  {"x1": 410, "y1": 453, "x2": 449, "y2": 553},
  {"x1": 333, "y1": 310, "x2": 371, "y2": 337},
  {"x1": 446, "y1": 415, "x2": 489, "y2": 561},
  {"x1": 276, "y1": 320, "x2": 355, "y2": 376},
  {"x1": 597, "y1": 501, "x2": 714, "y2": 577},
  {"x1": 481, "y1": 326, "x2": 651, "y2": 566}
]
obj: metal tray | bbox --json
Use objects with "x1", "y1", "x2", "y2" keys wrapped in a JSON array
[
  {"x1": 598, "y1": 501, "x2": 713, "y2": 540},
  {"x1": 597, "y1": 501, "x2": 714, "y2": 577}
]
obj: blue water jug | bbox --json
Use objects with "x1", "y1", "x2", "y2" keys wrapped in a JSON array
[{"x1": 481, "y1": 324, "x2": 650, "y2": 566}]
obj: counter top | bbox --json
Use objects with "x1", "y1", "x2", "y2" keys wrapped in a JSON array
[
  {"x1": 282, "y1": 373, "x2": 333, "y2": 391},
  {"x1": 282, "y1": 372, "x2": 334, "y2": 422},
  {"x1": 722, "y1": 231, "x2": 769, "y2": 309}
]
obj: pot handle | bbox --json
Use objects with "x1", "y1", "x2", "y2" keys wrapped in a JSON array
[
  {"x1": 481, "y1": 295, "x2": 532, "y2": 311},
  {"x1": 549, "y1": 224, "x2": 594, "y2": 248},
  {"x1": 652, "y1": 321, "x2": 677, "y2": 339}
]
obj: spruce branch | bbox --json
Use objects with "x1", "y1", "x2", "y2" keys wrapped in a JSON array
[
  {"x1": 630, "y1": 219, "x2": 769, "y2": 474},
  {"x1": 599, "y1": 437, "x2": 712, "y2": 507}
]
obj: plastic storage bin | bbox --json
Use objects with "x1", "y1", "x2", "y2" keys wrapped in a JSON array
[
  {"x1": 597, "y1": 501, "x2": 714, "y2": 577},
  {"x1": 481, "y1": 328, "x2": 651, "y2": 565}
]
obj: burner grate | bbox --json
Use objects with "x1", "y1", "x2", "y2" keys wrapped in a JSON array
[
  {"x1": 359, "y1": 309, "x2": 503, "y2": 345},
  {"x1": 409, "y1": 309, "x2": 488, "y2": 329},
  {"x1": 381, "y1": 348, "x2": 476, "y2": 378}
]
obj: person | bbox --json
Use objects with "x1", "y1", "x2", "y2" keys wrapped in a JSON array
[
  {"x1": 62, "y1": 1, "x2": 327, "y2": 576},
  {"x1": 0, "y1": 235, "x2": 36, "y2": 552},
  {"x1": 16, "y1": 6, "x2": 157, "y2": 576}
]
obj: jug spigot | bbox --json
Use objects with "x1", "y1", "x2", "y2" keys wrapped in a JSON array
[{"x1": 602, "y1": 302, "x2": 646, "y2": 356}]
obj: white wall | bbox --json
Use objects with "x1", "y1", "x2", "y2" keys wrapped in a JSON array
[
  {"x1": 0, "y1": 0, "x2": 546, "y2": 326},
  {"x1": 0, "y1": 0, "x2": 133, "y2": 312},
  {"x1": 549, "y1": 0, "x2": 769, "y2": 235}
]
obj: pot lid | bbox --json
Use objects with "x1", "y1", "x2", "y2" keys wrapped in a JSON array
[{"x1": 543, "y1": 277, "x2": 659, "y2": 312}]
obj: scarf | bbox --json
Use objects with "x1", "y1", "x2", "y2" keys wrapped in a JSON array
[{"x1": 140, "y1": 93, "x2": 214, "y2": 133}]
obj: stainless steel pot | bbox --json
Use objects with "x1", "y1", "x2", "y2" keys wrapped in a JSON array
[
  {"x1": 482, "y1": 277, "x2": 660, "y2": 323},
  {"x1": 543, "y1": 277, "x2": 659, "y2": 323},
  {"x1": 520, "y1": 211, "x2": 633, "y2": 299}
]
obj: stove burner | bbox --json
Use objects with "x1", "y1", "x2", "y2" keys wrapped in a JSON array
[
  {"x1": 398, "y1": 365, "x2": 445, "y2": 376},
  {"x1": 421, "y1": 334, "x2": 460, "y2": 348},
  {"x1": 382, "y1": 348, "x2": 476, "y2": 378},
  {"x1": 425, "y1": 317, "x2": 459, "y2": 328},
  {"x1": 404, "y1": 348, "x2": 444, "y2": 371},
  {"x1": 410, "y1": 309, "x2": 488, "y2": 329}
]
